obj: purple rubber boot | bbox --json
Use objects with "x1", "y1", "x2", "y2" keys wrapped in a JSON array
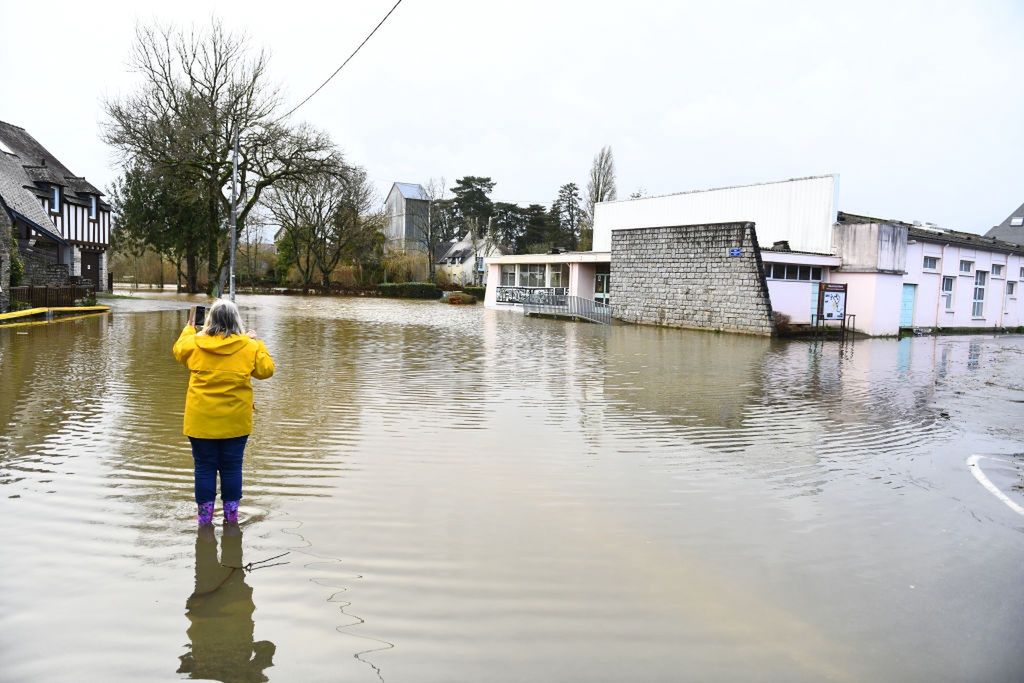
[
  {"x1": 223, "y1": 500, "x2": 240, "y2": 524},
  {"x1": 197, "y1": 501, "x2": 215, "y2": 526}
]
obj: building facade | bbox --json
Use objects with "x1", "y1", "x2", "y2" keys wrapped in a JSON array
[
  {"x1": 435, "y1": 233, "x2": 502, "y2": 286},
  {"x1": 0, "y1": 121, "x2": 111, "y2": 292},
  {"x1": 385, "y1": 182, "x2": 430, "y2": 253},
  {"x1": 485, "y1": 175, "x2": 1022, "y2": 336}
]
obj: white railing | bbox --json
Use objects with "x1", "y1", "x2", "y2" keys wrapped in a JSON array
[{"x1": 523, "y1": 294, "x2": 612, "y2": 325}]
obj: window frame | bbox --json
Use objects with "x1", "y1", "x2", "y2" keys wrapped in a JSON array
[
  {"x1": 518, "y1": 264, "x2": 546, "y2": 288},
  {"x1": 50, "y1": 185, "x2": 61, "y2": 215},
  {"x1": 549, "y1": 264, "x2": 569, "y2": 288},
  {"x1": 941, "y1": 276, "x2": 955, "y2": 310},
  {"x1": 972, "y1": 270, "x2": 987, "y2": 318},
  {"x1": 89, "y1": 195, "x2": 98, "y2": 222},
  {"x1": 922, "y1": 256, "x2": 940, "y2": 271},
  {"x1": 765, "y1": 262, "x2": 823, "y2": 282},
  {"x1": 991, "y1": 263, "x2": 1004, "y2": 278},
  {"x1": 500, "y1": 264, "x2": 516, "y2": 287},
  {"x1": 1007, "y1": 281, "x2": 1017, "y2": 297},
  {"x1": 959, "y1": 260, "x2": 974, "y2": 275}
]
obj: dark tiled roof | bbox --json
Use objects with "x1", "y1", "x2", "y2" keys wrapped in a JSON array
[
  {"x1": 838, "y1": 211, "x2": 1024, "y2": 256},
  {"x1": 0, "y1": 153, "x2": 62, "y2": 235},
  {"x1": 985, "y1": 201, "x2": 1024, "y2": 247},
  {"x1": 0, "y1": 120, "x2": 107, "y2": 203}
]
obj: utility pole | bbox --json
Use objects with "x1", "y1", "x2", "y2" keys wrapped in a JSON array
[{"x1": 229, "y1": 125, "x2": 239, "y2": 301}]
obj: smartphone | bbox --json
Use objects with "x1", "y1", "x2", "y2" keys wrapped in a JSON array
[{"x1": 193, "y1": 305, "x2": 206, "y2": 328}]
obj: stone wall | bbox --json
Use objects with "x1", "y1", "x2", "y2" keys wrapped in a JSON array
[
  {"x1": 21, "y1": 248, "x2": 69, "y2": 286},
  {"x1": 0, "y1": 211, "x2": 11, "y2": 312},
  {"x1": 610, "y1": 222, "x2": 775, "y2": 336}
]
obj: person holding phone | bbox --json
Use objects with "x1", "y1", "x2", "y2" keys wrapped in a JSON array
[{"x1": 172, "y1": 299, "x2": 275, "y2": 525}]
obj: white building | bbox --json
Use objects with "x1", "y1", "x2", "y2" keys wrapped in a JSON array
[
  {"x1": 592, "y1": 175, "x2": 838, "y2": 254},
  {"x1": 835, "y1": 213, "x2": 1023, "y2": 334},
  {"x1": 435, "y1": 233, "x2": 502, "y2": 286},
  {"x1": 485, "y1": 174, "x2": 1024, "y2": 336}
]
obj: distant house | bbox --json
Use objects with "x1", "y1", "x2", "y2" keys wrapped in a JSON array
[
  {"x1": 0, "y1": 121, "x2": 112, "y2": 292},
  {"x1": 435, "y1": 233, "x2": 502, "y2": 286},
  {"x1": 385, "y1": 182, "x2": 430, "y2": 253},
  {"x1": 985, "y1": 201, "x2": 1024, "y2": 247}
]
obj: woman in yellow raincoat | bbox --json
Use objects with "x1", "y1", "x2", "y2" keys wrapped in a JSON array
[{"x1": 173, "y1": 299, "x2": 275, "y2": 525}]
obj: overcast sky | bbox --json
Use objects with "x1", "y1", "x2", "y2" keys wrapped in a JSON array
[{"x1": 1, "y1": 0, "x2": 1021, "y2": 231}]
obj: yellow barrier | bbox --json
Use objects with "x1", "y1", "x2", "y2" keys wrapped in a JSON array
[{"x1": 0, "y1": 306, "x2": 111, "y2": 323}]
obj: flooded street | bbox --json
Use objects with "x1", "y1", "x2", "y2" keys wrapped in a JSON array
[{"x1": 1, "y1": 295, "x2": 1023, "y2": 682}]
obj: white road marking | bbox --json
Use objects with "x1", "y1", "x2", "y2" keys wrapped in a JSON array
[{"x1": 966, "y1": 455, "x2": 1024, "y2": 517}]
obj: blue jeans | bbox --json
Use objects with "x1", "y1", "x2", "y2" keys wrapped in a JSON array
[{"x1": 189, "y1": 436, "x2": 248, "y2": 504}]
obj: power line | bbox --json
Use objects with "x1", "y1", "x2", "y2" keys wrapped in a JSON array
[{"x1": 279, "y1": 0, "x2": 405, "y2": 121}]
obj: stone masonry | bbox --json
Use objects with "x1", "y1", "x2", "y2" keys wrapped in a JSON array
[
  {"x1": 0, "y1": 210, "x2": 10, "y2": 312},
  {"x1": 611, "y1": 222, "x2": 775, "y2": 336}
]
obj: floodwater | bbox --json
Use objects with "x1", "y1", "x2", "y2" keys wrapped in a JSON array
[{"x1": 1, "y1": 295, "x2": 1023, "y2": 683}]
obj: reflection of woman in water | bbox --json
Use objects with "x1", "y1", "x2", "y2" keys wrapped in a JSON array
[{"x1": 178, "y1": 524, "x2": 276, "y2": 682}]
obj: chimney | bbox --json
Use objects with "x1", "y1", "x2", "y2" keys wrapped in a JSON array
[{"x1": 772, "y1": 240, "x2": 791, "y2": 251}]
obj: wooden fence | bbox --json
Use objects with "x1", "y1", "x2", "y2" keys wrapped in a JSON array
[{"x1": 9, "y1": 285, "x2": 94, "y2": 308}]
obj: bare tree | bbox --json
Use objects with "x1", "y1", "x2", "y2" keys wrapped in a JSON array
[
  {"x1": 103, "y1": 19, "x2": 341, "y2": 293},
  {"x1": 419, "y1": 177, "x2": 450, "y2": 281},
  {"x1": 582, "y1": 146, "x2": 618, "y2": 250},
  {"x1": 265, "y1": 165, "x2": 384, "y2": 290}
]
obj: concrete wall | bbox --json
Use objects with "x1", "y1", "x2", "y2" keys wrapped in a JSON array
[
  {"x1": 832, "y1": 222, "x2": 908, "y2": 273},
  {"x1": 569, "y1": 262, "x2": 596, "y2": 299},
  {"x1": 594, "y1": 175, "x2": 836, "y2": 254},
  {"x1": 766, "y1": 280, "x2": 819, "y2": 324},
  {"x1": 829, "y1": 271, "x2": 903, "y2": 336},
  {"x1": 610, "y1": 222, "x2": 774, "y2": 335}
]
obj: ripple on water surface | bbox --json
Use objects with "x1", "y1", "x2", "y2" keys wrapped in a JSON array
[{"x1": 1, "y1": 296, "x2": 1023, "y2": 682}]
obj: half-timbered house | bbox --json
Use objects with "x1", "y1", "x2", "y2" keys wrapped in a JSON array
[{"x1": 0, "y1": 120, "x2": 111, "y2": 291}]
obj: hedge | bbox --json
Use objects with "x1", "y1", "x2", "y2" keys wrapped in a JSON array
[
  {"x1": 378, "y1": 282, "x2": 443, "y2": 299},
  {"x1": 462, "y1": 286, "x2": 486, "y2": 299}
]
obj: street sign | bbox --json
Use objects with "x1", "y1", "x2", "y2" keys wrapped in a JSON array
[{"x1": 728, "y1": 247, "x2": 742, "y2": 257}]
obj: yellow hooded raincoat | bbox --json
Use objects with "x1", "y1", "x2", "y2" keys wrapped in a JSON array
[{"x1": 172, "y1": 326, "x2": 275, "y2": 439}]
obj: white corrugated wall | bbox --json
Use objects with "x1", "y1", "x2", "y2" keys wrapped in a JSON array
[{"x1": 592, "y1": 175, "x2": 837, "y2": 254}]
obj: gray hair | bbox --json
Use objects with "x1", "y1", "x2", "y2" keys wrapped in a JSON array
[{"x1": 204, "y1": 298, "x2": 244, "y2": 337}]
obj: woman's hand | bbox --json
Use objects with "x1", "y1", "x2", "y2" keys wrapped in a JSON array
[
  {"x1": 187, "y1": 306, "x2": 196, "y2": 328},
  {"x1": 246, "y1": 329, "x2": 259, "y2": 339}
]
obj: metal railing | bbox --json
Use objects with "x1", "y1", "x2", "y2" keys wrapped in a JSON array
[
  {"x1": 496, "y1": 286, "x2": 568, "y2": 304},
  {"x1": 524, "y1": 294, "x2": 612, "y2": 325}
]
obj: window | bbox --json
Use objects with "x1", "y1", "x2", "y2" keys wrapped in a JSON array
[
  {"x1": 941, "y1": 276, "x2": 954, "y2": 310},
  {"x1": 766, "y1": 263, "x2": 823, "y2": 282},
  {"x1": 549, "y1": 264, "x2": 569, "y2": 288},
  {"x1": 1011, "y1": 216, "x2": 1023, "y2": 227},
  {"x1": 1008, "y1": 281, "x2": 1017, "y2": 297},
  {"x1": 475, "y1": 256, "x2": 484, "y2": 272},
  {"x1": 1021, "y1": 267, "x2": 1024, "y2": 279},
  {"x1": 500, "y1": 264, "x2": 516, "y2": 286},
  {"x1": 992, "y1": 264, "x2": 1003, "y2": 277},
  {"x1": 518, "y1": 264, "x2": 546, "y2": 288},
  {"x1": 923, "y1": 256, "x2": 939, "y2": 270},
  {"x1": 89, "y1": 195, "x2": 98, "y2": 221},
  {"x1": 50, "y1": 185, "x2": 60, "y2": 214},
  {"x1": 960, "y1": 260, "x2": 973, "y2": 274},
  {"x1": 972, "y1": 270, "x2": 987, "y2": 317}
]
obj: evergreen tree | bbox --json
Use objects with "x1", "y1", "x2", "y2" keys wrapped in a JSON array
[
  {"x1": 450, "y1": 176, "x2": 495, "y2": 238},
  {"x1": 492, "y1": 202, "x2": 527, "y2": 254}
]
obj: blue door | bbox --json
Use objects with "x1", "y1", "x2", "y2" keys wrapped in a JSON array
[{"x1": 900, "y1": 284, "x2": 917, "y2": 327}]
